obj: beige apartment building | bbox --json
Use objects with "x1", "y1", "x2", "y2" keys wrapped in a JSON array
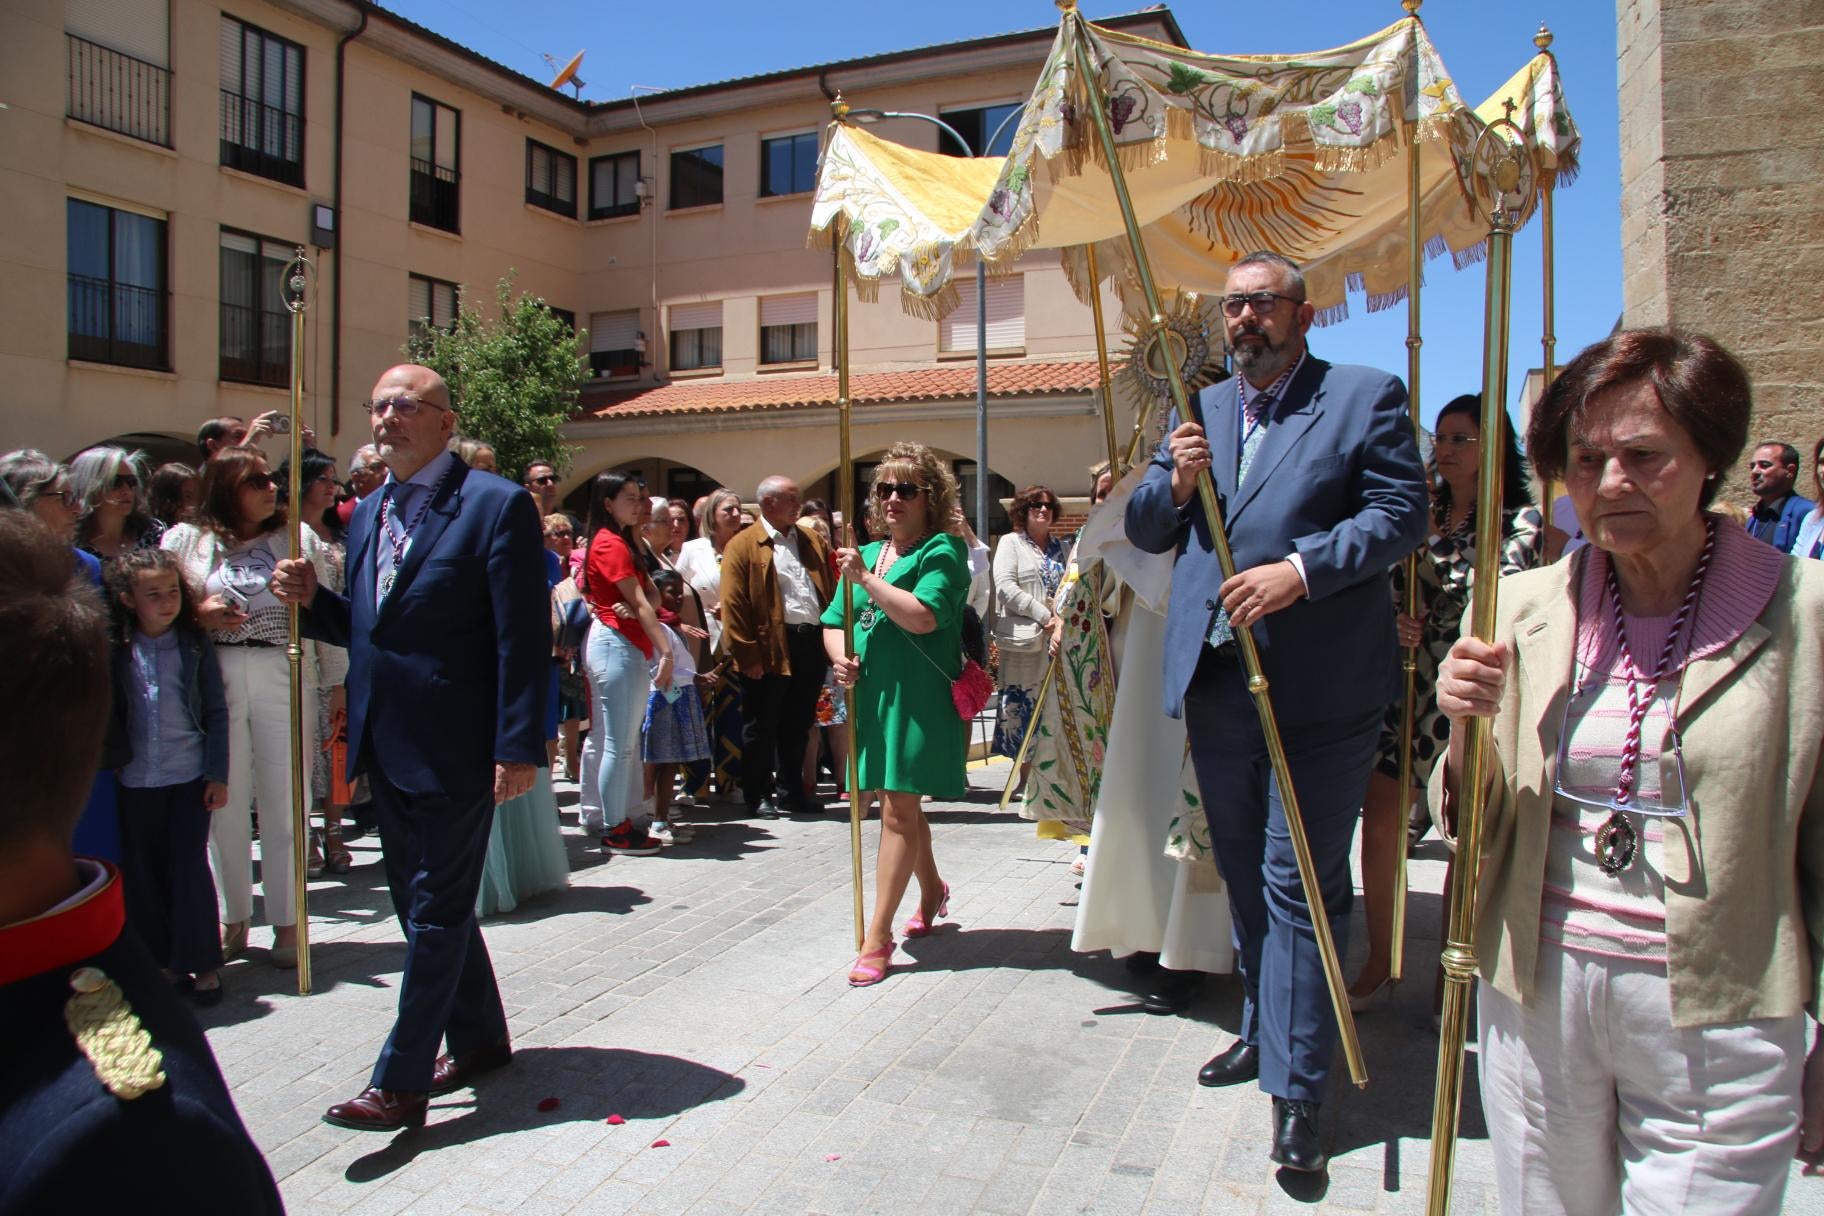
[{"x1": 1, "y1": 0, "x2": 1184, "y2": 520}]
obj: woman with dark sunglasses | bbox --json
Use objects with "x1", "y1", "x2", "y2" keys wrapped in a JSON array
[
  {"x1": 69, "y1": 444, "x2": 164, "y2": 559},
  {"x1": 991, "y1": 484, "x2": 1068, "y2": 789},
  {"x1": 824, "y1": 442, "x2": 971, "y2": 986},
  {"x1": 162, "y1": 446, "x2": 333, "y2": 967}
]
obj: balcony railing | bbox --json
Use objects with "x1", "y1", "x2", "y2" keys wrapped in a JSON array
[
  {"x1": 220, "y1": 90, "x2": 304, "y2": 187},
  {"x1": 219, "y1": 302, "x2": 288, "y2": 387},
  {"x1": 409, "y1": 157, "x2": 460, "y2": 232},
  {"x1": 69, "y1": 273, "x2": 167, "y2": 370},
  {"x1": 66, "y1": 33, "x2": 170, "y2": 148}
]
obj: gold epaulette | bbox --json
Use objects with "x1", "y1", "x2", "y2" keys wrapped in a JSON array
[{"x1": 63, "y1": 967, "x2": 167, "y2": 1100}]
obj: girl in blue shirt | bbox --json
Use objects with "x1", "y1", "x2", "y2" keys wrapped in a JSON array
[{"x1": 106, "y1": 550, "x2": 230, "y2": 1006}]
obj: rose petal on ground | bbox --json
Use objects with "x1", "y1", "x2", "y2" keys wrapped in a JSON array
[
  {"x1": 825, "y1": 1154, "x2": 842, "y2": 1162},
  {"x1": 650, "y1": 1139, "x2": 671, "y2": 1148},
  {"x1": 605, "y1": 1114, "x2": 626, "y2": 1125}
]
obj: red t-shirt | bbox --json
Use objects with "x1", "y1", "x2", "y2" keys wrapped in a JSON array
[{"x1": 584, "y1": 529, "x2": 654, "y2": 658}]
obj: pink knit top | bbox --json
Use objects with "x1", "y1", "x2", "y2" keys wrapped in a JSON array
[{"x1": 1539, "y1": 517, "x2": 1785, "y2": 963}]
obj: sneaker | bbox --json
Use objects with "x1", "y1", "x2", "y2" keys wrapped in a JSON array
[
  {"x1": 601, "y1": 823, "x2": 660, "y2": 856},
  {"x1": 648, "y1": 820, "x2": 676, "y2": 847}
]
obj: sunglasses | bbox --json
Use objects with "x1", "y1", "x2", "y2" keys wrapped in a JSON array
[
  {"x1": 874, "y1": 482, "x2": 925, "y2": 502},
  {"x1": 112, "y1": 473, "x2": 140, "y2": 491},
  {"x1": 242, "y1": 472, "x2": 277, "y2": 491},
  {"x1": 1220, "y1": 291, "x2": 1303, "y2": 318},
  {"x1": 1028, "y1": 501, "x2": 1059, "y2": 513},
  {"x1": 528, "y1": 474, "x2": 557, "y2": 486}
]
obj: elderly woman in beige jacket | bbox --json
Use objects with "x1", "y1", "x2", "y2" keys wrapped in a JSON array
[
  {"x1": 990, "y1": 484, "x2": 1067, "y2": 782},
  {"x1": 1433, "y1": 330, "x2": 1824, "y2": 1216}
]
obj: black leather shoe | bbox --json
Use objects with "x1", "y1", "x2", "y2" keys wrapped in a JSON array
[
  {"x1": 1140, "y1": 969, "x2": 1202, "y2": 1016},
  {"x1": 755, "y1": 798, "x2": 782, "y2": 819},
  {"x1": 1197, "y1": 1041, "x2": 1259, "y2": 1087},
  {"x1": 1269, "y1": 1097, "x2": 1327, "y2": 1173}
]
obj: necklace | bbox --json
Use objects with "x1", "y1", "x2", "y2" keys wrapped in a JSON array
[
  {"x1": 856, "y1": 533, "x2": 925, "y2": 630},
  {"x1": 376, "y1": 465, "x2": 451, "y2": 602},
  {"x1": 1585, "y1": 520, "x2": 1715, "y2": 875}
]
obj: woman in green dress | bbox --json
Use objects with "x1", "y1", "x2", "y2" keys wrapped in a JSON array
[{"x1": 822, "y1": 442, "x2": 971, "y2": 986}]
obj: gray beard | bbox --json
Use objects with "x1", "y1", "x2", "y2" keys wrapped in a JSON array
[{"x1": 1230, "y1": 333, "x2": 1297, "y2": 384}]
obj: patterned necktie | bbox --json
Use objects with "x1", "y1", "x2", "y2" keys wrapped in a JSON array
[
  {"x1": 374, "y1": 484, "x2": 401, "y2": 608},
  {"x1": 1208, "y1": 390, "x2": 1276, "y2": 649}
]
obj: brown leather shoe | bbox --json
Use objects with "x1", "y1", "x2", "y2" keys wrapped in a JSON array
[
  {"x1": 322, "y1": 1087, "x2": 428, "y2": 1131},
  {"x1": 429, "y1": 1042, "x2": 513, "y2": 1096}
]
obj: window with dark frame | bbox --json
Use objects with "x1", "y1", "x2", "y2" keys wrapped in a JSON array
[
  {"x1": 67, "y1": 198, "x2": 168, "y2": 370},
  {"x1": 669, "y1": 145, "x2": 723, "y2": 210},
  {"x1": 408, "y1": 273, "x2": 458, "y2": 340},
  {"x1": 759, "y1": 294, "x2": 817, "y2": 365},
  {"x1": 589, "y1": 150, "x2": 640, "y2": 220},
  {"x1": 669, "y1": 303, "x2": 722, "y2": 372},
  {"x1": 409, "y1": 95, "x2": 460, "y2": 232},
  {"x1": 760, "y1": 132, "x2": 819, "y2": 198},
  {"x1": 588, "y1": 309, "x2": 640, "y2": 379},
  {"x1": 549, "y1": 306, "x2": 576, "y2": 331},
  {"x1": 218, "y1": 229, "x2": 293, "y2": 387},
  {"x1": 219, "y1": 17, "x2": 304, "y2": 186},
  {"x1": 936, "y1": 102, "x2": 1021, "y2": 157},
  {"x1": 525, "y1": 139, "x2": 577, "y2": 217}
]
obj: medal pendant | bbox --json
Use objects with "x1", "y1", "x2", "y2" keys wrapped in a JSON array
[
  {"x1": 856, "y1": 604, "x2": 877, "y2": 632},
  {"x1": 378, "y1": 569, "x2": 396, "y2": 601},
  {"x1": 1595, "y1": 811, "x2": 1638, "y2": 876}
]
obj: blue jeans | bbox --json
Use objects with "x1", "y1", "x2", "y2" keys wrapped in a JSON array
[{"x1": 583, "y1": 623, "x2": 649, "y2": 833}]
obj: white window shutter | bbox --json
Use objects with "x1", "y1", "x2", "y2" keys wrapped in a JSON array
[
  {"x1": 941, "y1": 275, "x2": 1023, "y2": 352},
  {"x1": 69, "y1": 0, "x2": 168, "y2": 66},
  {"x1": 760, "y1": 294, "x2": 817, "y2": 328},
  {"x1": 409, "y1": 276, "x2": 430, "y2": 324},
  {"x1": 590, "y1": 310, "x2": 639, "y2": 353},
  {"x1": 670, "y1": 301, "x2": 722, "y2": 332}
]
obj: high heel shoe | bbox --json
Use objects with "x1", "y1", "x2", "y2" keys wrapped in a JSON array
[
  {"x1": 1347, "y1": 974, "x2": 1397, "y2": 1013},
  {"x1": 902, "y1": 882, "x2": 951, "y2": 938},
  {"x1": 847, "y1": 939, "x2": 896, "y2": 987}
]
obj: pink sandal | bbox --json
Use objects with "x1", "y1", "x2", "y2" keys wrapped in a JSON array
[
  {"x1": 902, "y1": 882, "x2": 951, "y2": 939},
  {"x1": 848, "y1": 940, "x2": 896, "y2": 987}
]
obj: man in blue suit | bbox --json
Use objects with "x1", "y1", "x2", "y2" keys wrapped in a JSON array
[
  {"x1": 1126, "y1": 252, "x2": 1428, "y2": 1173},
  {"x1": 1746, "y1": 441, "x2": 1815, "y2": 552},
  {"x1": 273, "y1": 364, "x2": 549, "y2": 1131}
]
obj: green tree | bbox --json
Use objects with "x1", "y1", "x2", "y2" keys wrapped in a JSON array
[{"x1": 403, "y1": 274, "x2": 587, "y2": 482}]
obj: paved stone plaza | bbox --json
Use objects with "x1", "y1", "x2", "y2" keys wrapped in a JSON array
[{"x1": 196, "y1": 764, "x2": 1820, "y2": 1214}]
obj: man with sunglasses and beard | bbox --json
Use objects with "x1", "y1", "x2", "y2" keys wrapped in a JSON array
[
  {"x1": 1126, "y1": 251, "x2": 1427, "y2": 1174},
  {"x1": 271, "y1": 363, "x2": 548, "y2": 1131}
]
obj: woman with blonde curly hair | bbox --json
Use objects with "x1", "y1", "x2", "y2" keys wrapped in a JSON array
[{"x1": 823, "y1": 443, "x2": 972, "y2": 985}]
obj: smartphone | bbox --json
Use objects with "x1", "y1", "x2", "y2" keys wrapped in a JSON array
[
  {"x1": 270, "y1": 413, "x2": 291, "y2": 434},
  {"x1": 219, "y1": 584, "x2": 249, "y2": 613}
]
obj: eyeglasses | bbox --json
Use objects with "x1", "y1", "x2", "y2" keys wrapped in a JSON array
[
  {"x1": 241, "y1": 472, "x2": 277, "y2": 491},
  {"x1": 37, "y1": 487, "x2": 76, "y2": 506},
  {"x1": 361, "y1": 394, "x2": 447, "y2": 417},
  {"x1": 874, "y1": 482, "x2": 925, "y2": 501},
  {"x1": 1434, "y1": 434, "x2": 1481, "y2": 448},
  {"x1": 1220, "y1": 291, "x2": 1303, "y2": 318},
  {"x1": 112, "y1": 473, "x2": 140, "y2": 491},
  {"x1": 528, "y1": 474, "x2": 557, "y2": 486}
]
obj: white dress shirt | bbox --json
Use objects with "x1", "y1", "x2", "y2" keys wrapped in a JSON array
[{"x1": 762, "y1": 516, "x2": 822, "y2": 626}]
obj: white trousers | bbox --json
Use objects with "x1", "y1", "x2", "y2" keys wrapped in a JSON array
[
  {"x1": 212, "y1": 645, "x2": 316, "y2": 927},
  {"x1": 1479, "y1": 943, "x2": 1804, "y2": 1216}
]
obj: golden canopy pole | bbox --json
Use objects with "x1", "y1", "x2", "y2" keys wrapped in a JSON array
[
  {"x1": 282, "y1": 249, "x2": 314, "y2": 996},
  {"x1": 830, "y1": 100, "x2": 866, "y2": 954},
  {"x1": 997, "y1": 242, "x2": 1126, "y2": 813},
  {"x1": 1389, "y1": 0, "x2": 1426, "y2": 985},
  {"x1": 1535, "y1": 24, "x2": 1561, "y2": 519},
  {"x1": 1060, "y1": 0, "x2": 1366, "y2": 1087},
  {"x1": 1425, "y1": 105, "x2": 1531, "y2": 1214}
]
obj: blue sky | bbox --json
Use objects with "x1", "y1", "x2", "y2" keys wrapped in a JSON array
[{"x1": 385, "y1": 0, "x2": 1621, "y2": 431}]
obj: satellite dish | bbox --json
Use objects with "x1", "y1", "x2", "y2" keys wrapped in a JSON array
[{"x1": 547, "y1": 50, "x2": 586, "y2": 97}]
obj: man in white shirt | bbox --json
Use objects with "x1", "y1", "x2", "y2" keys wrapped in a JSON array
[{"x1": 719, "y1": 476, "x2": 835, "y2": 817}]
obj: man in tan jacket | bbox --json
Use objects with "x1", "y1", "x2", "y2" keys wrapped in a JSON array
[{"x1": 720, "y1": 476, "x2": 835, "y2": 817}]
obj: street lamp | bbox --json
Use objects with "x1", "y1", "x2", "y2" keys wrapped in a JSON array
[{"x1": 847, "y1": 105, "x2": 1024, "y2": 542}]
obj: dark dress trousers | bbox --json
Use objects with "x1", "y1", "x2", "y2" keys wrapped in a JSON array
[
  {"x1": 0, "y1": 865, "x2": 283, "y2": 1215},
  {"x1": 303, "y1": 453, "x2": 549, "y2": 1092},
  {"x1": 1126, "y1": 357, "x2": 1428, "y2": 1100}
]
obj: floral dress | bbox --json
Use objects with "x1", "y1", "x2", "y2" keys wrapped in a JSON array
[{"x1": 1372, "y1": 504, "x2": 1545, "y2": 785}]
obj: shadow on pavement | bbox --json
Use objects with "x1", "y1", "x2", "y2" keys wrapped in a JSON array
[{"x1": 341, "y1": 1046, "x2": 745, "y2": 1182}]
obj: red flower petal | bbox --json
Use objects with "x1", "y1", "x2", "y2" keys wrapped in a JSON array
[
  {"x1": 605, "y1": 1114, "x2": 626, "y2": 1125},
  {"x1": 650, "y1": 1139, "x2": 670, "y2": 1148},
  {"x1": 536, "y1": 1097, "x2": 561, "y2": 1112},
  {"x1": 825, "y1": 1153, "x2": 842, "y2": 1162}
]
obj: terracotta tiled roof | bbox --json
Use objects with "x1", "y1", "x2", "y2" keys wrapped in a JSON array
[{"x1": 581, "y1": 360, "x2": 1103, "y2": 420}]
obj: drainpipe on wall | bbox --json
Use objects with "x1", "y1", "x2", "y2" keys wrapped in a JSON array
[{"x1": 330, "y1": 4, "x2": 369, "y2": 439}]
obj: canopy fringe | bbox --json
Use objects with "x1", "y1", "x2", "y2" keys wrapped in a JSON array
[
  {"x1": 1366, "y1": 283, "x2": 1410, "y2": 314},
  {"x1": 1311, "y1": 299, "x2": 1350, "y2": 329},
  {"x1": 1451, "y1": 239, "x2": 1489, "y2": 271},
  {"x1": 898, "y1": 279, "x2": 959, "y2": 321},
  {"x1": 1423, "y1": 232, "x2": 1452, "y2": 262},
  {"x1": 1310, "y1": 131, "x2": 1402, "y2": 175}
]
